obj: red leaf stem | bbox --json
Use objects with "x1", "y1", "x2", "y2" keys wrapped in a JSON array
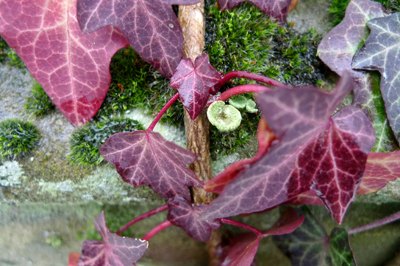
[
  {"x1": 209, "y1": 84, "x2": 273, "y2": 105},
  {"x1": 348, "y1": 210, "x2": 400, "y2": 235},
  {"x1": 211, "y1": 71, "x2": 287, "y2": 94},
  {"x1": 147, "y1": 93, "x2": 180, "y2": 131},
  {"x1": 116, "y1": 204, "x2": 169, "y2": 235},
  {"x1": 142, "y1": 220, "x2": 173, "y2": 241},
  {"x1": 220, "y1": 218, "x2": 262, "y2": 237}
]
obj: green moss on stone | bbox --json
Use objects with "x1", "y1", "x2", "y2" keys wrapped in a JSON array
[
  {"x1": 0, "y1": 119, "x2": 40, "y2": 159},
  {"x1": 205, "y1": 1, "x2": 325, "y2": 86},
  {"x1": 95, "y1": 47, "x2": 183, "y2": 127},
  {"x1": 69, "y1": 117, "x2": 145, "y2": 166},
  {"x1": 330, "y1": 0, "x2": 400, "y2": 27},
  {"x1": 0, "y1": 36, "x2": 25, "y2": 68},
  {"x1": 25, "y1": 81, "x2": 55, "y2": 116}
]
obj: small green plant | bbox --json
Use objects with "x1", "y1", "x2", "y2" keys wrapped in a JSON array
[
  {"x1": 0, "y1": 119, "x2": 40, "y2": 159},
  {"x1": 68, "y1": 117, "x2": 144, "y2": 166},
  {"x1": 25, "y1": 81, "x2": 56, "y2": 116}
]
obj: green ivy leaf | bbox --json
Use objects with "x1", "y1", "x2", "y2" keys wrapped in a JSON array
[{"x1": 273, "y1": 206, "x2": 356, "y2": 266}]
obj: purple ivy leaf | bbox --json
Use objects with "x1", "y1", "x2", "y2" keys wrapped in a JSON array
[
  {"x1": 79, "y1": 211, "x2": 148, "y2": 266},
  {"x1": 202, "y1": 73, "x2": 376, "y2": 224},
  {"x1": 0, "y1": 0, "x2": 129, "y2": 126},
  {"x1": 352, "y1": 13, "x2": 400, "y2": 142},
  {"x1": 167, "y1": 197, "x2": 221, "y2": 242},
  {"x1": 357, "y1": 150, "x2": 400, "y2": 194},
  {"x1": 273, "y1": 207, "x2": 356, "y2": 266},
  {"x1": 218, "y1": 0, "x2": 292, "y2": 23},
  {"x1": 100, "y1": 131, "x2": 203, "y2": 201},
  {"x1": 220, "y1": 207, "x2": 304, "y2": 266},
  {"x1": 318, "y1": 0, "x2": 393, "y2": 151},
  {"x1": 170, "y1": 54, "x2": 221, "y2": 120},
  {"x1": 77, "y1": 0, "x2": 200, "y2": 78}
]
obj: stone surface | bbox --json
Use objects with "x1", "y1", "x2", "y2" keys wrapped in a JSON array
[{"x1": 287, "y1": 0, "x2": 333, "y2": 35}]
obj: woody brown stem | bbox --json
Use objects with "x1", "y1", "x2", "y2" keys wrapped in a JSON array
[
  {"x1": 178, "y1": 1, "x2": 215, "y2": 204},
  {"x1": 178, "y1": 2, "x2": 221, "y2": 265}
]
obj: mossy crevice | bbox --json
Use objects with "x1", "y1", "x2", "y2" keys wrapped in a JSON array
[
  {"x1": 0, "y1": 36, "x2": 25, "y2": 69},
  {"x1": 0, "y1": 119, "x2": 41, "y2": 160},
  {"x1": 24, "y1": 81, "x2": 56, "y2": 117},
  {"x1": 68, "y1": 117, "x2": 144, "y2": 166}
]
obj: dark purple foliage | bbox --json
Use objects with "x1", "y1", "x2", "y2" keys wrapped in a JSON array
[
  {"x1": 273, "y1": 207, "x2": 355, "y2": 265},
  {"x1": 220, "y1": 207, "x2": 304, "y2": 266},
  {"x1": 218, "y1": 0, "x2": 292, "y2": 23},
  {"x1": 77, "y1": 0, "x2": 200, "y2": 78},
  {"x1": 167, "y1": 197, "x2": 221, "y2": 242},
  {"x1": 100, "y1": 130, "x2": 204, "y2": 201},
  {"x1": 170, "y1": 54, "x2": 221, "y2": 120},
  {"x1": 352, "y1": 13, "x2": 400, "y2": 142},
  {"x1": 201, "y1": 74, "x2": 376, "y2": 224},
  {"x1": 0, "y1": 0, "x2": 129, "y2": 126},
  {"x1": 79, "y1": 211, "x2": 148, "y2": 266}
]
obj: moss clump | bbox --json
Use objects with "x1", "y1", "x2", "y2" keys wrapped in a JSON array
[
  {"x1": 205, "y1": 1, "x2": 325, "y2": 159},
  {"x1": 95, "y1": 47, "x2": 183, "y2": 127},
  {"x1": 69, "y1": 117, "x2": 145, "y2": 166},
  {"x1": 205, "y1": 1, "x2": 325, "y2": 86},
  {"x1": 0, "y1": 36, "x2": 25, "y2": 68},
  {"x1": 330, "y1": 0, "x2": 400, "y2": 27},
  {"x1": 0, "y1": 119, "x2": 40, "y2": 159},
  {"x1": 25, "y1": 81, "x2": 55, "y2": 116}
]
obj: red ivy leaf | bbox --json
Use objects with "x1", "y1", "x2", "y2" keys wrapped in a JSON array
[
  {"x1": 220, "y1": 233, "x2": 261, "y2": 266},
  {"x1": 218, "y1": 0, "x2": 292, "y2": 23},
  {"x1": 0, "y1": 0, "x2": 129, "y2": 126},
  {"x1": 170, "y1": 54, "x2": 221, "y2": 120},
  {"x1": 79, "y1": 211, "x2": 148, "y2": 266},
  {"x1": 100, "y1": 130, "x2": 203, "y2": 201},
  {"x1": 220, "y1": 207, "x2": 304, "y2": 266},
  {"x1": 205, "y1": 118, "x2": 275, "y2": 194},
  {"x1": 357, "y1": 150, "x2": 400, "y2": 194},
  {"x1": 77, "y1": 0, "x2": 200, "y2": 78},
  {"x1": 202, "y1": 74, "x2": 376, "y2": 224},
  {"x1": 167, "y1": 197, "x2": 221, "y2": 242}
]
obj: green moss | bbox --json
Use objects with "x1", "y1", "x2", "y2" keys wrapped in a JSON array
[
  {"x1": 25, "y1": 81, "x2": 55, "y2": 116},
  {"x1": 69, "y1": 117, "x2": 145, "y2": 166},
  {"x1": 205, "y1": 1, "x2": 325, "y2": 86},
  {"x1": 0, "y1": 119, "x2": 40, "y2": 159},
  {"x1": 205, "y1": 1, "x2": 325, "y2": 159},
  {"x1": 330, "y1": 0, "x2": 400, "y2": 27},
  {"x1": 0, "y1": 36, "x2": 25, "y2": 68},
  {"x1": 95, "y1": 47, "x2": 183, "y2": 127}
]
